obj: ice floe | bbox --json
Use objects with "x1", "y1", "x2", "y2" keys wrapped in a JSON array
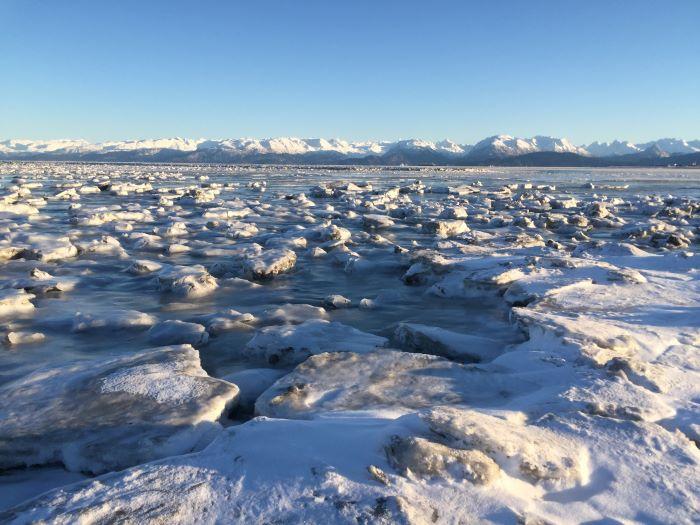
[
  {"x1": 0, "y1": 345, "x2": 238, "y2": 474},
  {"x1": 244, "y1": 320, "x2": 387, "y2": 366}
]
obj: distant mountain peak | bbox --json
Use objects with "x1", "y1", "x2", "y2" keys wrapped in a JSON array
[
  {"x1": 1, "y1": 135, "x2": 698, "y2": 165},
  {"x1": 469, "y1": 134, "x2": 587, "y2": 159}
]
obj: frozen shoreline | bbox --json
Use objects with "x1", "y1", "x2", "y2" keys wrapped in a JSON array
[{"x1": 0, "y1": 163, "x2": 698, "y2": 523}]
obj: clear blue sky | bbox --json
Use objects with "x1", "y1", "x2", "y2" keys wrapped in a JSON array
[{"x1": 1, "y1": 0, "x2": 698, "y2": 144}]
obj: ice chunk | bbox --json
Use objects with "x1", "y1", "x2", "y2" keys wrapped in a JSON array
[
  {"x1": 244, "y1": 319, "x2": 386, "y2": 367},
  {"x1": 3, "y1": 331, "x2": 45, "y2": 346},
  {"x1": 362, "y1": 214, "x2": 395, "y2": 229},
  {"x1": 393, "y1": 323, "x2": 503, "y2": 362},
  {"x1": 8, "y1": 267, "x2": 76, "y2": 295},
  {"x1": 324, "y1": 294, "x2": 352, "y2": 309},
  {"x1": 0, "y1": 202, "x2": 39, "y2": 217},
  {"x1": 243, "y1": 249, "x2": 297, "y2": 279},
  {"x1": 256, "y1": 350, "x2": 535, "y2": 418},
  {"x1": 197, "y1": 309, "x2": 256, "y2": 335},
  {"x1": 0, "y1": 289, "x2": 35, "y2": 317},
  {"x1": 438, "y1": 206, "x2": 468, "y2": 219},
  {"x1": 156, "y1": 266, "x2": 219, "y2": 298},
  {"x1": 126, "y1": 259, "x2": 163, "y2": 275},
  {"x1": 0, "y1": 345, "x2": 238, "y2": 473},
  {"x1": 13, "y1": 235, "x2": 78, "y2": 262},
  {"x1": 72, "y1": 309, "x2": 157, "y2": 332},
  {"x1": 261, "y1": 303, "x2": 328, "y2": 324},
  {"x1": 77, "y1": 235, "x2": 128, "y2": 258},
  {"x1": 147, "y1": 320, "x2": 209, "y2": 346},
  {"x1": 422, "y1": 219, "x2": 470, "y2": 237}
]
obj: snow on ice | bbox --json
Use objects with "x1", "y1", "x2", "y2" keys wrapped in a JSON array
[{"x1": 0, "y1": 162, "x2": 698, "y2": 523}]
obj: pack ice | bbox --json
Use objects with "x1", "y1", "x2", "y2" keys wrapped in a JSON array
[{"x1": 0, "y1": 162, "x2": 698, "y2": 524}]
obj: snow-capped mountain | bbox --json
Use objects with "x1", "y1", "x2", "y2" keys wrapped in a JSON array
[
  {"x1": 636, "y1": 138, "x2": 700, "y2": 155},
  {"x1": 385, "y1": 139, "x2": 470, "y2": 156},
  {"x1": 0, "y1": 138, "x2": 95, "y2": 155},
  {"x1": 436, "y1": 140, "x2": 470, "y2": 155},
  {"x1": 1, "y1": 135, "x2": 698, "y2": 165},
  {"x1": 197, "y1": 138, "x2": 394, "y2": 157},
  {"x1": 586, "y1": 140, "x2": 641, "y2": 157},
  {"x1": 0, "y1": 137, "x2": 201, "y2": 156},
  {"x1": 96, "y1": 138, "x2": 201, "y2": 152},
  {"x1": 468, "y1": 135, "x2": 588, "y2": 159}
]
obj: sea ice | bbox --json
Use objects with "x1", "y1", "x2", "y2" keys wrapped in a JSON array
[
  {"x1": 0, "y1": 163, "x2": 697, "y2": 523},
  {"x1": 0, "y1": 345, "x2": 238, "y2": 474},
  {"x1": 393, "y1": 322, "x2": 504, "y2": 362},
  {"x1": 72, "y1": 309, "x2": 157, "y2": 333},
  {"x1": 242, "y1": 248, "x2": 297, "y2": 279},
  {"x1": 147, "y1": 320, "x2": 209, "y2": 346},
  {"x1": 255, "y1": 349, "x2": 535, "y2": 418},
  {"x1": 243, "y1": 320, "x2": 387, "y2": 367}
]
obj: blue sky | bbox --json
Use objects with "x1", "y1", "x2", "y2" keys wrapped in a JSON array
[{"x1": 1, "y1": 0, "x2": 698, "y2": 144}]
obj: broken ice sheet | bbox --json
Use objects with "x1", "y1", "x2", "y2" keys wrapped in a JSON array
[{"x1": 0, "y1": 163, "x2": 698, "y2": 523}]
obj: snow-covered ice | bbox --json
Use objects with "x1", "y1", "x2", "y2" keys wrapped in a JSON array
[
  {"x1": 255, "y1": 349, "x2": 536, "y2": 419},
  {"x1": 0, "y1": 345, "x2": 238, "y2": 474},
  {"x1": 0, "y1": 162, "x2": 698, "y2": 523},
  {"x1": 243, "y1": 319, "x2": 387, "y2": 366}
]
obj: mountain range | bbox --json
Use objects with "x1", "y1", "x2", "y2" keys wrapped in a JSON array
[{"x1": 2, "y1": 135, "x2": 699, "y2": 166}]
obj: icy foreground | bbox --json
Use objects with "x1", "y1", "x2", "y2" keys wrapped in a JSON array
[{"x1": 0, "y1": 162, "x2": 698, "y2": 523}]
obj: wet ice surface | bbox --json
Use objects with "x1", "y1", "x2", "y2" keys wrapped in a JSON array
[{"x1": 0, "y1": 163, "x2": 698, "y2": 523}]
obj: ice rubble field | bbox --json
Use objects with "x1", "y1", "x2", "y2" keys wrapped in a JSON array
[{"x1": 0, "y1": 162, "x2": 698, "y2": 524}]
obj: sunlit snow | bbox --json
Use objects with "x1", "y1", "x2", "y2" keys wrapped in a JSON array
[{"x1": 0, "y1": 162, "x2": 698, "y2": 523}]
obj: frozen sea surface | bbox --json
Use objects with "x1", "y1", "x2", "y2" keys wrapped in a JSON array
[{"x1": 0, "y1": 163, "x2": 698, "y2": 523}]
